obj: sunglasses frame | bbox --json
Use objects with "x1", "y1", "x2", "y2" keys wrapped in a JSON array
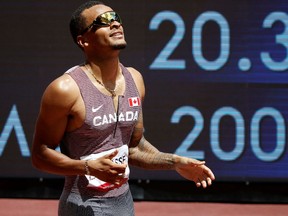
[{"x1": 81, "y1": 11, "x2": 122, "y2": 35}]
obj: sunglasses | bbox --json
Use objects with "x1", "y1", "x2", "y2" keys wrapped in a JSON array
[{"x1": 81, "y1": 11, "x2": 122, "y2": 35}]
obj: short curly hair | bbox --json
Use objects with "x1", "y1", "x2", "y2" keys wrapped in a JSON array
[{"x1": 69, "y1": 1, "x2": 104, "y2": 44}]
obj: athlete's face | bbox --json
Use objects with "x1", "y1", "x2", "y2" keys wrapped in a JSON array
[{"x1": 80, "y1": 5, "x2": 127, "y2": 51}]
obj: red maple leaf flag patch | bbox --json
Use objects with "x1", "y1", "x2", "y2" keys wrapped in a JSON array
[{"x1": 128, "y1": 97, "x2": 141, "y2": 107}]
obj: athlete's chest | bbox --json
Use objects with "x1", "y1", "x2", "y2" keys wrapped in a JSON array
[{"x1": 87, "y1": 95, "x2": 140, "y2": 128}]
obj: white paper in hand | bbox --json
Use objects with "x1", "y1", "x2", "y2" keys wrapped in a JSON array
[{"x1": 80, "y1": 145, "x2": 129, "y2": 191}]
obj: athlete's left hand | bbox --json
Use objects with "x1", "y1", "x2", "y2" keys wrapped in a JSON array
[{"x1": 174, "y1": 155, "x2": 215, "y2": 188}]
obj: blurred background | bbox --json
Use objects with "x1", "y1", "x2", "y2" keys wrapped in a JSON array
[{"x1": 0, "y1": 0, "x2": 288, "y2": 210}]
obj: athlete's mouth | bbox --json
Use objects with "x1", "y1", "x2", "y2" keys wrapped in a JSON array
[{"x1": 110, "y1": 31, "x2": 123, "y2": 37}]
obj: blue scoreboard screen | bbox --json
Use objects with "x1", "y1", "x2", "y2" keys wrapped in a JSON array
[{"x1": 0, "y1": 0, "x2": 288, "y2": 182}]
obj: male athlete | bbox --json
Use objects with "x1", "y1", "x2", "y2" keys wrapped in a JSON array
[{"x1": 32, "y1": 1, "x2": 215, "y2": 215}]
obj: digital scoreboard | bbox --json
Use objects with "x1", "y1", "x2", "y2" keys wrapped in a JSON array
[{"x1": 0, "y1": 0, "x2": 287, "y2": 182}]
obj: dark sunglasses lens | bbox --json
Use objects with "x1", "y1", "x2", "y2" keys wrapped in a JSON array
[{"x1": 97, "y1": 12, "x2": 121, "y2": 26}]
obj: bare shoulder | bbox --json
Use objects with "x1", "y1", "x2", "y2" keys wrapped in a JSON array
[
  {"x1": 126, "y1": 67, "x2": 145, "y2": 99},
  {"x1": 42, "y1": 73, "x2": 80, "y2": 110},
  {"x1": 126, "y1": 67, "x2": 143, "y2": 80}
]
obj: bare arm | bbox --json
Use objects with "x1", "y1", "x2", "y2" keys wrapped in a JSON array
[
  {"x1": 128, "y1": 112, "x2": 215, "y2": 188},
  {"x1": 32, "y1": 74, "x2": 126, "y2": 184},
  {"x1": 128, "y1": 112, "x2": 175, "y2": 170},
  {"x1": 128, "y1": 67, "x2": 215, "y2": 188},
  {"x1": 32, "y1": 74, "x2": 86, "y2": 176}
]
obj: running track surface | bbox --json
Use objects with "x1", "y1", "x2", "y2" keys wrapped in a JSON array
[{"x1": 0, "y1": 199, "x2": 287, "y2": 216}]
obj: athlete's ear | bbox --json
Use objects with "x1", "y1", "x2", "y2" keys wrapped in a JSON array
[{"x1": 77, "y1": 35, "x2": 88, "y2": 48}]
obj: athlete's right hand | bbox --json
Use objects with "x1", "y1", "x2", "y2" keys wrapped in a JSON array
[{"x1": 88, "y1": 150, "x2": 127, "y2": 185}]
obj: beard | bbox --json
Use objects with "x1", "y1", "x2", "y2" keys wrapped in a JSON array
[{"x1": 112, "y1": 41, "x2": 127, "y2": 50}]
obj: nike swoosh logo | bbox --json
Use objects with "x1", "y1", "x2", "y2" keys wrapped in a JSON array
[{"x1": 92, "y1": 105, "x2": 103, "y2": 113}]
